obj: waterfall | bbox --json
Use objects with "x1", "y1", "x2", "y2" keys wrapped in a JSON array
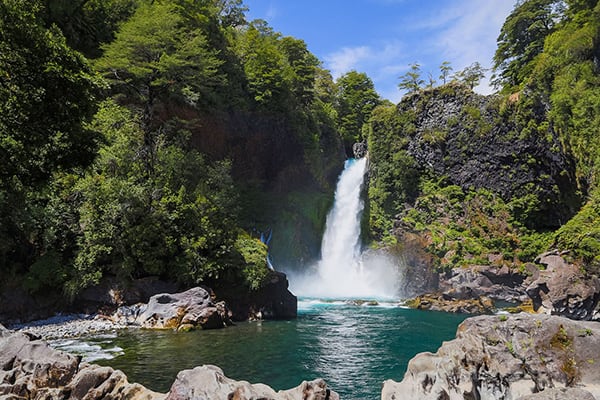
[{"x1": 291, "y1": 157, "x2": 399, "y2": 300}]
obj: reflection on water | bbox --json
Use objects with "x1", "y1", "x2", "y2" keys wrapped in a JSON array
[{"x1": 74, "y1": 302, "x2": 466, "y2": 400}]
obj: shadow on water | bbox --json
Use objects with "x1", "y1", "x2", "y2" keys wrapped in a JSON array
[{"x1": 85, "y1": 303, "x2": 466, "y2": 400}]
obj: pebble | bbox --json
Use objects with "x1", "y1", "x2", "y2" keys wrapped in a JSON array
[{"x1": 8, "y1": 314, "x2": 131, "y2": 340}]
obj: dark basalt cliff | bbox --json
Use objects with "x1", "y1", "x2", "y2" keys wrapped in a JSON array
[{"x1": 376, "y1": 84, "x2": 580, "y2": 229}]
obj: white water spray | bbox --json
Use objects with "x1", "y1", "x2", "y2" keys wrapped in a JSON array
[{"x1": 291, "y1": 158, "x2": 399, "y2": 300}]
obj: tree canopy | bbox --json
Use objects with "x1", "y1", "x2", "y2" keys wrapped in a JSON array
[{"x1": 335, "y1": 70, "x2": 381, "y2": 153}]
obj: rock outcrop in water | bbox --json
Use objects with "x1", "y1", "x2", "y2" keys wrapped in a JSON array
[
  {"x1": 382, "y1": 314, "x2": 600, "y2": 400},
  {"x1": 111, "y1": 286, "x2": 233, "y2": 330},
  {"x1": 110, "y1": 277, "x2": 298, "y2": 330},
  {"x1": 0, "y1": 324, "x2": 339, "y2": 400},
  {"x1": 167, "y1": 365, "x2": 338, "y2": 400},
  {"x1": 0, "y1": 327, "x2": 162, "y2": 400}
]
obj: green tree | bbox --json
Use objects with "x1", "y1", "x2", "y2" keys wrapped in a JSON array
[
  {"x1": 67, "y1": 101, "x2": 246, "y2": 295},
  {"x1": 279, "y1": 36, "x2": 319, "y2": 107},
  {"x1": 335, "y1": 70, "x2": 381, "y2": 153},
  {"x1": 439, "y1": 61, "x2": 453, "y2": 84},
  {"x1": 96, "y1": 0, "x2": 225, "y2": 128},
  {"x1": 41, "y1": 0, "x2": 138, "y2": 58},
  {"x1": 398, "y1": 63, "x2": 425, "y2": 94},
  {"x1": 0, "y1": 0, "x2": 100, "y2": 189},
  {"x1": 234, "y1": 20, "x2": 290, "y2": 108},
  {"x1": 493, "y1": 0, "x2": 563, "y2": 89},
  {"x1": 455, "y1": 62, "x2": 486, "y2": 89},
  {"x1": 0, "y1": 0, "x2": 100, "y2": 274}
]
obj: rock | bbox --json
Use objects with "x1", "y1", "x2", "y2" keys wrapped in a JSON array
[
  {"x1": 165, "y1": 365, "x2": 339, "y2": 400},
  {"x1": 393, "y1": 231, "x2": 439, "y2": 297},
  {"x1": 352, "y1": 141, "x2": 368, "y2": 158},
  {"x1": 279, "y1": 378, "x2": 340, "y2": 400},
  {"x1": 0, "y1": 330, "x2": 162, "y2": 400},
  {"x1": 382, "y1": 314, "x2": 600, "y2": 400},
  {"x1": 392, "y1": 84, "x2": 580, "y2": 229},
  {"x1": 0, "y1": 326, "x2": 338, "y2": 400},
  {"x1": 526, "y1": 251, "x2": 600, "y2": 320},
  {"x1": 517, "y1": 387, "x2": 596, "y2": 400},
  {"x1": 217, "y1": 271, "x2": 297, "y2": 321},
  {"x1": 77, "y1": 276, "x2": 180, "y2": 314},
  {"x1": 406, "y1": 293, "x2": 495, "y2": 314},
  {"x1": 439, "y1": 265, "x2": 533, "y2": 304},
  {"x1": 0, "y1": 284, "x2": 66, "y2": 325},
  {"x1": 134, "y1": 287, "x2": 232, "y2": 330},
  {"x1": 166, "y1": 365, "x2": 278, "y2": 400}
]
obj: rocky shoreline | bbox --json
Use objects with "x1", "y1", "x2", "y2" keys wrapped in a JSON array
[
  {"x1": 403, "y1": 251, "x2": 600, "y2": 321},
  {"x1": 0, "y1": 323, "x2": 339, "y2": 400},
  {"x1": 383, "y1": 313, "x2": 600, "y2": 400},
  {"x1": 4, "y1": 257, "x2": 600, "y2": 400},
  {"x1": 5, "y1": 310, "x2": 600, "y2": 399}
]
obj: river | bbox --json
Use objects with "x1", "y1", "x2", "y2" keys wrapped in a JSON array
[{"x1": 54, "y1": 300, "x2": 466, "y2": 400}]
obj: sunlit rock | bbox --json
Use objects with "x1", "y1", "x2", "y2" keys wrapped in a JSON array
[
  {"x1": 527, "y1": 250, "x2": 600, "y2": 320},
  {"x1": 166, "y1": 365, "x2": 339, "y2": 400},
  {"x1": 382, "y1": 314, "x2": 600, "y2": 400}
]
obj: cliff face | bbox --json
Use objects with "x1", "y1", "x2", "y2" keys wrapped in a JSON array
[
  {"x1": 366, "y1": 83, "x2": 589, "y2": 304},
  {"x1": 369, "y1": 84, "x2": 580, "y2": 232}
]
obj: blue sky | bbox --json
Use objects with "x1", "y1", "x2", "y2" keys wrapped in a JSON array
[{"x1": 245, "y1": 0, "x2": 518, "y2": 103}]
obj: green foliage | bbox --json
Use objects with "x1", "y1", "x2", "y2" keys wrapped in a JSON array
[
  {"x1": 0, "y1": 0, "x2": 101, "y2": 189},
  {"x1": 554, "y1": 188, "x2": 600, "y2": 273},
  {"x1": 367, "y1": 104, "x2": 419, "y2": 240},
  {"x1": 65, "y1": 101, "x2": 241, "y2": 295},
  {"x1": 493, "y1": 0, "x2": 564, "y2": 89},
  {"x1": 439, "y1": 61, "x2": 453, "y2": 84},
  {"x1": 454, "y1": 62, "x2": 486, "y2": 89},
  {"x1": 234, "y1": 231, "x2": 270, "y2": 290},
  {"x1": 334, "y1": 70, "x2": 381, "y2": 152},
  {"x1": 96, "y1": 0, "x2": 225, "y2": 113},
  {"x1": 401, "y1": 183, "x2": 519, "y2": 268},
  {"x1": 41, "y1": 0, "x2": 138, "y2": 58},
  {"x1": 398, "y1": 63, "x2": 425, "y2": 94},
  {"x1": 0, "y1": 0, "x2": 101, "y2": 277}
]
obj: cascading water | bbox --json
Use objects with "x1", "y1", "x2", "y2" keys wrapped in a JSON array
[{"x1": 291, "y1": 157, "x2": 399, "y2": 300}]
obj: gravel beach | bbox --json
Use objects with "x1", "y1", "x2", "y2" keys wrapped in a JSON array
[{"x1": 7, "y1": 314, "x2": 130, "y2": 340}]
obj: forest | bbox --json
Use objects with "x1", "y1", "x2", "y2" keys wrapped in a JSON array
[{"x1": 2, "y1": 0, "x2": 600, "y2": 310}]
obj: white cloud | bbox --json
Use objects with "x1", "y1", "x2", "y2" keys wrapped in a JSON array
[
  {"x1": 430, "y1": 0, "x2": 517, "y2": 93},
  {"x1": 324, "y1": 41, "x2": 404, "y2": 78},
  {"x1": 322, "y1": 0, "x2": 518, "y2": 101},
  {"x1": 324, "y1": 46, "x2": 372, "y2": 78}
]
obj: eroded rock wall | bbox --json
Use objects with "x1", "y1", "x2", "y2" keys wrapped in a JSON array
[{"x1": 383, "y1": 314, "x2": 600, "y2": 400}]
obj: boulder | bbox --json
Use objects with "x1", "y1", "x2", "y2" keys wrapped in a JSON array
[
  {"x1": 135, "y1": 287, "x2": 233, "y2": 330},
  {"x1": 352, "y1": 141, "x2": 368, "y2": 159},
  {"x1": 0, "y1": 330, "x2": 162, "y2": 400},
  {"x1": 382, "y1": 314, "x2": 600, "y2": 400},
  {"x1": 217, "y1": 271, "x2": 297, "y2": 321},
  {"x1": 439, "y1": 264, "x2": 533, "y2": 304},
  {"x1": 165, "y1": 365, "x2": 339, "y2": 400},
  {"x1": 518, "y1": 387, "x2": 596, "y2": 400},
  {"x1": 406, "y1": 292, "x2": 495, "y2": 314},
  {"x1": 279, "y1": 378, "x2": 339, "y2": 400},
  {"x1": 526, "y1": 251, "x2": 600, "y2": 320}
]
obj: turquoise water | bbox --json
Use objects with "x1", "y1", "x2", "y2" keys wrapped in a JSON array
[{"x1": 83, "y1": 300, "x2": 466, "y2": 400}]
